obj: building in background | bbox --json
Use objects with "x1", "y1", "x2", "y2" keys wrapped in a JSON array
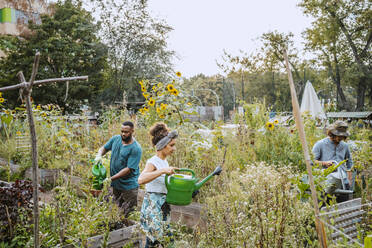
[{"x1": 0, "y1": 0, "x2": 51, "y2": 36}]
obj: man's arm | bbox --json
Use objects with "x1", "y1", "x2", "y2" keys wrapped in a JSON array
[{"x1": 111, "y1": 167, "x2": 131, "y2": 181}]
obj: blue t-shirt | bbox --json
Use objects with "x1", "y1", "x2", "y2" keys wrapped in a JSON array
[{"x1": 104, "y1": 135, "x2": 142, "y2": 190}]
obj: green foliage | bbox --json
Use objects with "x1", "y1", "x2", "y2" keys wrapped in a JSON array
[
  {"x1": 90, "y1": 0, "x2": 175, "y2": 106},
  {"x1": 0, "y1": 0, "x2": 108, "y2": 112},
  {"x1": 181, "y1": 165, "x2": 318, "y2": 247}
]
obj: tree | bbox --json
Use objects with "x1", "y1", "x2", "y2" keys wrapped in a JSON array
[
  {"x1": 304, "y1": 16, "x2": 351, "y2": 110},
  {"x1": 90, "y1": 0, "x2": 175, "y2": 106},
  {"x1": 0, "y1": 0, "x2": 108, "y2": 112},
  {"x1": 299, "y1": 0, "x2": 372, "y2": 110}
]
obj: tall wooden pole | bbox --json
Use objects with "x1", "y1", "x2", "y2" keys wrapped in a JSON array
[
  {"x1": 283, "y1": 50, "x2": 327, "y2": 248},
  {"x1": 17, "y1": 52, "x2": 41, "y2": 248},
  {"x1": 0, "y1": 52, "x2": 88, "y2": 248}
]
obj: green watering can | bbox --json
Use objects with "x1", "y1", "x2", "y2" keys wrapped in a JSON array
[
  {"x1": 165, "y1": 166, "x2": 222, "y2": 205},
  {"x1": 91, "y1": 161, "x2": 107, "y2": 190}
]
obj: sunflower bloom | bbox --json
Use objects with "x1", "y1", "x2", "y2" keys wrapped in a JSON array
[
  {"x1": 4, "y1": 110, "x2": 9, "y2": 114},
  {"x1": 144, "y1": 106, "x2": 149, "y2": 112},
  {"x1": 139, "y1": 80, "x2": 143, "y2": 86},
  {"x1": 148, "y1": 98, "x2": 155, "y2": 106},
  {"x1": 187, "y1": 102, "x2": 192, "y2": 106},
  {"x1": 141, "y1": 86, "x2": 146, "y2": 92},
  {"x1": 274, "y1": 119, "x2": 279, "y2": 125},
  {"x1": 16, "y1": 131, "x2": 21, "y2": 135},
  {"x1": 176, "y1": 71, "x2": 182, "y2": 77},
  {"x1": 166, "y1": 84, "x2": 175, "y2": 92},
  {"x1": 160, "y1": 103, "x2": 167, "y2": 110},
  {"x1": 0, "y1": 92, "x2": 2, "y2": 97},
  {"x1": 266, "y1": 122, "x2": 274, "y2": 131},
  {"x1": 0, "y1": 98, "x2": 4, "y2": 103},
  {"x1": 159, "y1": 114, "x2": 165, "y2": 119},
  {"x1": 143, "y1": 92, "x2": 149, "y2": 99},
  {"x1": 42, "y1": 113, "x2": 47, "y2": 117},
  {"x1": 171, "y1": 89, "x2": 179, "y2": 96},
  {"x1": 139, "y1": 109, "x2": 145, "y2": 115},
  {"x1": 156, "y1": 107, "x2": 161, "y2": 113},
  {"x1": 37, "y1": 105, "x2": 41, "y2": 110}
]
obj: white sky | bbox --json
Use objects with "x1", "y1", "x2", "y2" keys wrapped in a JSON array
[{"x1": 147, "y1": 0, "x2": 313, "y2": 78}]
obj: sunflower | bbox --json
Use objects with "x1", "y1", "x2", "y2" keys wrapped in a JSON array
[
  {"x1": 36, "y1": 105, "x2": 41, "y2": 110},
  {"x1": 0, "y1": 92, "x2": 2, "y2": 97},
  {"x1": 148, "y1": 98, "x2": 155, "y2": 106},
  {"x1": 274, "y1": 119, "x2": 279, "y2": 125},
  {"x1": 266, "y1": 122, "x2": 274, "y2": 131},
  {"x1": 143, "y1": 92, "x2": 149, "y2": 99},
  {"x1": 139, "y1": 109, "x2": 144, "y2": 115},
  {"x1": 141, "y1": 86, "x2": 146, "y2": 92},
  {"x1": 138, "y1": 80, "x2": 143, "y2": 86},
  {"x1": 156, "y1": 107, "x2": 161, "y2": 113},
  {"x1": 187, "y1": 102, "x2": 192, "y2": 106},
  {"x1": 152, "y1": 86, "x2": 157, "y2": 92},
  {"x1": 176, "y1": 71, "x2": 182, "y2": 77},
  {"x1": 171, "y1": 89, "x2": 179, "y2": 96},
  {"x1": 159, "y1": 114, "x2": 165, "y2": 119},
  {"x1": 144, "y1": 106, "x2": 149, "y2": 112},
  {"x1": 16, "y1": 131, "x2": 21, "y2": 136},
  {"x1": 42, "y1": 113, "x2": 47, "y2": 117},
  {"x1": 166, "y1": 84, "x2": 175, "y2": 92},
  {"x1": 160, "y1": 103, "x2": 167, "y2": 110},
  {"x1": 0, "y1": 98, "x2": 4, "y2": 103},
  {"x1": 4, "y1": 110, "x2": 9, "y2": 114}
]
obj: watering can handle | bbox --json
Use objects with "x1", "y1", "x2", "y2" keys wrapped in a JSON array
[{"x1": 174, "y1": 168, "x2": 196, "y2": 177}]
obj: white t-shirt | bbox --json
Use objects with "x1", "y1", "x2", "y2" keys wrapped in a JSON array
[{"x1": 145, "y1": 155, "x2": 169, "y2": 194}]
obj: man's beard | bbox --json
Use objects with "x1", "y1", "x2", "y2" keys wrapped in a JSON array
[{"x1": 122, "y1": 135, "x2": 132, "y2": 143}]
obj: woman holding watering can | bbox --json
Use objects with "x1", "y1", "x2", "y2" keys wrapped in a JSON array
[{"x1": 138, "y1": 122, "x2": 178, "y2": 248}]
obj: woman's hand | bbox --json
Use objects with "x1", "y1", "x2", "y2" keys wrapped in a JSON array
[{"x1": 162, "y1": 167, "x2": 178, "y2": 175}]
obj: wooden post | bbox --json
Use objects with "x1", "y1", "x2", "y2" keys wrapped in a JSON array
[
  {"x1": 0, "y1": 52, "x2": 88, "y2": 248},
  {"x1": 283, "y1": 50, "x2": 327, "y2": 248}
]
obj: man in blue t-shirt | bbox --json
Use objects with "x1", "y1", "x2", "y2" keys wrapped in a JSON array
[{"x1": 95, "y1": 121, "x2": 142, "y2": 216}]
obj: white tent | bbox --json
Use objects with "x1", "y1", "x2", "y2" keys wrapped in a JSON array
[{"x1": 300, "y1": 81, "x2": 326, "y2": 119}]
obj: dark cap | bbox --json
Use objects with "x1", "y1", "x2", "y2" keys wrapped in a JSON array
[{"x1": 328, "y1": 120, "x2": 350, "y2": 137}]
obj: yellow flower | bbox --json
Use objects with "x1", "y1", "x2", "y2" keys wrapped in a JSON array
[
  {"x1": 160, "y1": 103, "x2": 167, "y2": 110},
  {"x1": 159, "y1": 114, "x2": 165, "y2": 119},
  {"x1": 16, "y1": 131, "x2": 21, "y2": 135},
  {"x1": 139, "y1": 80, "x2": 143, "y2": 86},
  {"x1": 187, "y1": 102, "x2": 192, "y2": 106},
  {"x1": 148, "y1": 98, "x2": 155, "y2": 106},
  {"x1": 266, "y1": 122, "x2": 274, "y2": 131},
  {"x1": 139, "y1": 109, "x2": 145, "y2": 115},
  {"x1": 176, "y1": 71, "x2": 182, "y2": 77},
  {"x1": 274, "y1": 119, "x2": 279, "y2": 125},
  {"x1": 0, "y1": 92, "x2": 2, "y2": 97},
  {"x1": 166, "y1": 84, "x2": 175, "y2": 92},
  {"x1": 143, "y1": 92, "x2": 149, "y2": 99},
  {"x1": 141, "y1": 86, "x2": 146, "y2": 92},
  {"x1": 4, "y1": 110, "x2": 9, "y2": 114},
  {"x1": 37, "y1": 105, "x2": 41, "y2": 110},
  {"x1": 171, "y1": 89, "x2": 179, "y2": 96},
  {"x1": 0, "y1": 98, "x2": 4, "y2": 103},
  {"x1": 156, "y1": 107, "x2": 161, "y2": 113},
  {"x1": 144, "y1": 106, "x2": 149, "y2": 112},
  {"x1": 42, "y1": 113, "x2": 47, "y2": 117}
]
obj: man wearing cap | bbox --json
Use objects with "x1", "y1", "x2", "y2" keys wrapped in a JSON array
[
  {"x1": 95, "y1": 121, "x2": 142, "y2": 217},
  {"x1": 312, "y1": 120, "x2": 353, "y2": 194}
]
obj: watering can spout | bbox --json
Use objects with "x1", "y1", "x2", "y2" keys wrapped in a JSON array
[{"x1": 194, "y1": 166, "x2": 222, "y2": 191}]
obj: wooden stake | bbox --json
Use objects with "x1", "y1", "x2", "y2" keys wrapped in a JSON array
[
  {"x1": 0, "y1": 52, "x2": 88, "y2": 248},
  {"x1": 283, "y1": 50, "x2": 327, "y2": 248}
]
